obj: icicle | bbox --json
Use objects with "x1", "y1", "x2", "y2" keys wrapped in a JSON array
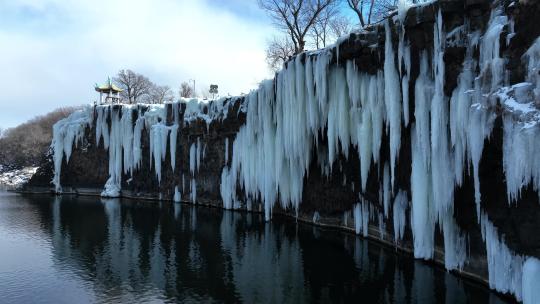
[
  {"x1": 441, "y1": 210, "x2": 466, "y2": 271},
  {"x1": 353, "y1": 199, "x2": 370, "y2": 237},
  {"x1": 398, "y1": 19, "x2": 411, "y2": 126},
  {"x1": 120, "y1": 106, "x2": 135, "y2": 176},
  {"x1": 481, "y1": 213, "x2": 524, "y2": 301},
  {"x1": 312, "y1": 211, "x2": 320, "y2": 223},
  {"x1": 51, "y1": 107, "x2": 92, "y2": 192},
  {"x1": 220, "y1": 167, "x2": 237, "y2": 210},
  {"x1": 411, "y1": 122, "x2": 435, "y2": 260},
  {"x1": 392, "y1": 190, "x2": 408, "y2": 243},
  {"x1": 383, "y1": 164, "x2": 391, "y2": 218},
  {"x1": 173, "y1": 186, "x2": 181, "y2": 203},
  {"x1": 190, "y1": 178, "x2": 197, "y2": 204},
  {"x1": 196, "y1": 137, "x2": 201, "y2": 172},
  {"x1": 431, "y1": 10, "x2": 455, "y2": 218},
  {"x1": 149, "y1": 123, "x2": 170, "y2": 183},
  {"x1": 501, "y1": 38, "x2": 540, "y2": 204},
  {"x1": 327, "y1": 66, "x2": 350, "y2": 164},
  {"x1": 170, "y1": 124, "x2": 178, "y2": 171},
  {"x1": 397, "y1": 0, "x2": 412, "y2": 25},
  {"x1": 133, "y1": 116, "x2": 144, "y2": 170},
  {"x1": 522, "y1": 257, "x2": 540, "y2": 304},
  {"x1": 224, "y1": 137, "x2": 229, "y2": 164},
  {"x1": 384, "y1": 20, "x2": 402, "y2": 188},
  {"x1": 189, "y1": 142, "x2": 196, "y2": 175}
]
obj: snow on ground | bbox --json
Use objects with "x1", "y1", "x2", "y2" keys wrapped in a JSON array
[{"x1": 0, "y1": 167, "x2": 38, "y2": 190}]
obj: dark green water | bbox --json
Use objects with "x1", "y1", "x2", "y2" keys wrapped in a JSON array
[{"x1": 0, "y1": 192, "x2": 512, "y2": 304}]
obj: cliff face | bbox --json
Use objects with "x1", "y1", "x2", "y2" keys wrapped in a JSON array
[{"x1": 27, "y1": 0, "x2": 540, "y2": 302}]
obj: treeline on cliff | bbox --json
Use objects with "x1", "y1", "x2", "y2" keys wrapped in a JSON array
[{"x1": 0, "y1": 107, "x2": 78, "y2": 170}]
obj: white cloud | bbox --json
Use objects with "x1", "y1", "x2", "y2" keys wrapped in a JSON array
[{"x1": 0, "y1": 0, "x2": 275, "y2": 128}]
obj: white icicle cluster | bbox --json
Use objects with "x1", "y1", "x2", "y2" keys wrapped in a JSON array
[{"x1": 53, "y1": 98, "x2": 236, "y2": 199}]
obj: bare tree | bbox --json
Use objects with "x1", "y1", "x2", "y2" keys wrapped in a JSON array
[
  {"x1": 179, "y1": 82, "x2": 193, "y2": 98},
  {"x1": 346, "y1": 0, "x2": 397, "y2": 27},
  {"x1": 265, "y1": 36, "x2": 295, "y2": 71},
  {"x1": 258, "y1": 0, "x2": 337, "y2": 54},
  {"x1": 310, "y1": 7, "x2": 334, "y2": 49},
  {"x1": 149, "y1": 85, "x2": 174, "y2": 104},
  {"x1": 114, "y1": 69, "x2": 153, "y2": 104},
  {"x1": 330, "y1": 14, "x2": 352, "y2": 38},
  {"x1": 309, "y1": 7, "x2": 351, "y2": 49}
]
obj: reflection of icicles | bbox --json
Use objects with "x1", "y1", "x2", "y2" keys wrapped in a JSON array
[
  {"x1": 173, "y1": 201, "x2": 181, "y2": 220},
  {"x1": 219, "y1": 210, "x2": 307, "y2": 303},
  {"x1": 190, "y1": 207, "x2": 197, "y2": 231}
]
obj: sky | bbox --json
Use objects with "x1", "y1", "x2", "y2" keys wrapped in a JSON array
[{"x1": 0, "y1": 0, "x2": 277, "y2": 128}]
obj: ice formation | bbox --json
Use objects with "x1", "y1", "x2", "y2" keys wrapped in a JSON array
[
  {"x1": 392, "y1": 190, "x2": 408, "y2": 243},
  {"x1": 522, "y1": 257, "x2": 540, "y2": 304},
  {"x1": 173, "y1": 186, "x2": 181, "y2": 203},
  {"x1": 353, "y1": 200, "x2": 370, "y2": 237},
  {"x1": 53, "y1": 98, "x2": 236, "y2": 199},
  {"x1": 481, "y1": 212, "x2": 525, "y2": 301},
  {"x1": 49, "y1": 2, "x2": 540, "y2": 301},
  {"x1": 384, "y1": 20, "x2": 403, "y2": 188},
  {"x1": 51, "y1": 107, "x2": 93, "y2": 192}
]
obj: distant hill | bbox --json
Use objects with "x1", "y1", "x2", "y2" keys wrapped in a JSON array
[{"x1": 0, "y1": 107, "x2": 78, "y2": 170}]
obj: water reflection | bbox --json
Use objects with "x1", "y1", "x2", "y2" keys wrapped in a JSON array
[{"x1": 0, "y1": 193, "x2": 512, "y2": 304}]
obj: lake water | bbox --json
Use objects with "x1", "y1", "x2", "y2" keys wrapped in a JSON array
[{"x1": 0, "y1": 191, "x2": 512, "y2": 304}]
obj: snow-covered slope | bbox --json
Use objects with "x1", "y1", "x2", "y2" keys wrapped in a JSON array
[{"x1": 0, "y1": 167, "x2": 38, "y2": 190}]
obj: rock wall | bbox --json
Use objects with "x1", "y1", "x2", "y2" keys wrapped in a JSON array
[{"x1": 26, "y1": 0, "x2": 540, "y2": 302}]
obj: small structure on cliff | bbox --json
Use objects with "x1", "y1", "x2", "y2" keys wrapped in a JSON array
[{"x1": 95, "y1": 78, "x2": 123, "y2": 104}]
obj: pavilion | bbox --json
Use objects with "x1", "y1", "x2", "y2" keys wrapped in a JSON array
[{"x1": 95, "y1": 78, "x2": 123, "y2": 104}]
